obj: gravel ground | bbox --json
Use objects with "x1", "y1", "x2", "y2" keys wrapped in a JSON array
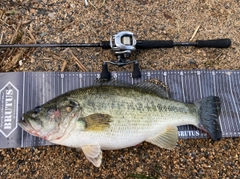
[{"x1": 0, "y1": 0, "x2": 240, "y2": 178}]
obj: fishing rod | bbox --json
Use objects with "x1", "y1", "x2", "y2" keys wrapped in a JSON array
[{"x1": 0, "y1": 31, "x2": 231, "y2": 79}]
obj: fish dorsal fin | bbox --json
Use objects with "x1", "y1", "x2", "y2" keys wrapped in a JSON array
[
  {"x1": 93, "y1": 79, "x2": 130, "y2": 87},
  {"x1": 93, "y1": 79, "x2": 170, "y2": 98},
  {"x1": 134, "y1": 79, "x2": 171, "y2": 99},
  {"x1": 82, "y1": 145, "x2": 102, "y2": 167},
  {"x1": 145, "y1": 126, "x2": 178, "y2": 149}
]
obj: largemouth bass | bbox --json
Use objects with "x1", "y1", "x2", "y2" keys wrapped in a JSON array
[{"x1": 19, "y1": 79, "x2": 222, "y2": 167}]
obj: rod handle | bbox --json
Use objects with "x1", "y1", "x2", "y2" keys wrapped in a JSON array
[
  {"x1": 196, "y1": 39, "x2": 231, "y2": 48},
  {"x1": 136, "y1": 40, "x2": 174, "y2": 49}
]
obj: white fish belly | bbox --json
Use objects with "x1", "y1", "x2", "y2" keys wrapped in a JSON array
[{"x1": 60, "y1": 109, "x2": 199, "y2": 150}]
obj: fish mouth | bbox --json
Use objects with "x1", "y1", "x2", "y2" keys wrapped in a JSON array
[
  {"x1": 18, "y1": 113, "x2": 35, "y2": 131},
  {"x1": 18, "y1": 118, "x2": 33, "y2": 131},
  {"x1": 18, "y1": 117, "x2": 42, "y2": 138}
]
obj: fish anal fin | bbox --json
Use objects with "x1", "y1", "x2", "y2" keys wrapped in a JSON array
[
  {"x1": 80, "y1": 113, "x2": 112, "y2": 131},
  {"x1": 146, "y1": 126, "x2": 178, "y2": 149},
  {"x1": 82, "y1": 145, "x2": 102, "y2": 167},
  {"x1": 134, "y1": 79, "x2": 171, "y2": 99}
]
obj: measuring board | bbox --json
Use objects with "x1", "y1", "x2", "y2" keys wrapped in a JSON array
[{"x1": 0, "y1": 70, "x2": 239, "y2": 148}]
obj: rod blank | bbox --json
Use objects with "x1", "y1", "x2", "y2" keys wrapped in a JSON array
[{"x1": 0, "y1": 43, "x2": 102, "y2": 48}]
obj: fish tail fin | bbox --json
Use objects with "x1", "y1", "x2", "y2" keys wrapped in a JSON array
[{"x1": 194, "y1": 96, "x2": 222, "y2": 141}]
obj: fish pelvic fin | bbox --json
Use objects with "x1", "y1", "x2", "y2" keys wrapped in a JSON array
[
  {"x1": 79, "y1": 113, "x2": 112, "y2": 131},
  {"x1": 195, "y1": 96, "x2": 222, "y2": 141},
  {"x1": 145, "y1": 126, "x2": 178, "y2": 149},
  {"x1": 82, "y1": 145, "x2": 102, "y2": 167}
]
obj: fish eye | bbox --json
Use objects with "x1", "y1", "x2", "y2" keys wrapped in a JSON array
[
  {"x1": 69, "y1": 100, "x2": 76, "y2": 107},
  {"x1": 66, "y1": 106, "x2": 72, "y2": 112},
  {"x1": 34, "y1": 106, "x2": 41, "y2": 114}
]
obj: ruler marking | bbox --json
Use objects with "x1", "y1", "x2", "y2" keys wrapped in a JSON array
[
  {"x1": 21, "y1": 72, "x2": 26, "y2": 148},
  {"x1": 190, "y1": 71, "x2": 195, "y2": 101},
  {"x1": 223, "y1": 74, "x2": 235, "y2": 136},
  {"x1": 69, "y1": 73, "x2": 71, "y2": 91},
  {"x1": 196, "y1": 71, "x2": 205, "y2": 138},
  {"x1": 212, "y1": 71, "x2": 224, "y2": 136},
  {"x1": 37, "y1": 73, "x2": 41, "y2": 143},
  {"x1": 79, "y1": 73, "x2": 82, "y2": 88},
  {"x1": 180, "y1": 71, "x2": 186, "y2": 102},
  {"x1": 42, "y1": 74, "x2": 45, "y2": 103},
  {"x1": 31, "y1": 73, "x2": 38, "y2": 145},
  {"x1": 26, "y1": 73, "x2": 31, "y2": 147},
  {"x1": 61, "y1": 74, "x2": 64, "y2": 94},
  {"x1": 54, "y1": 72, "x2": 56, "y2": 97},
  {"x1": 25, "y1": 73, "x2": 29, "y2": 147},
  {"x1": 184, "y1": 71, "x2": 191, "y2": 137},
  {"x1": 219, "y1": 73, "x2": 228, "y2": 137},
  {"x1": 220, "y1": 73, "x2": 231, "y2": 137},
  {"x1": 228, "y1": 74, "x2": 240, "y2": 134},
  {"x1": 197, "y1": 71, "x2": 203, "y2": 99},
  {"x1": 70, "y1": 73, "x2": 71, "y2": 90},
  {"x1": 236, "y1": 73, "x2": 240, "y2": 135},
  {"x1": 163, "y1": 71, "x2": 167, "y2": 86}
]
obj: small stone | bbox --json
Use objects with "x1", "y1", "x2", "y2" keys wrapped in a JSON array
[
  {"x1": 188, "y1": 59, "x2": 196, "y2": 65},
  {"x1": 48, "y1": 13, "x2": 55, "y2": 19},
  {"x1": 30, "y1": 9, "x2": 36, "y2": 14},
  {"x1": 136, "y1": 167, "x2": 143, "y2": 173},
  {"x1": 39, "y1": 32, "x2": 48, "y2": 37},
  {"x1": 31, "y1": 58, "x2": 35, "y2": 63},
  {"x1": 47, "y1": 64, "x2": 52, "y2": 70},
  {"x1": 19, "y1": 60, "x2": 23, "y2": 66}
]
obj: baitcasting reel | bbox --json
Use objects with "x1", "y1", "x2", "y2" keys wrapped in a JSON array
[{"x1": 101, "y1": 31, "x2": 141, "y2": 80}]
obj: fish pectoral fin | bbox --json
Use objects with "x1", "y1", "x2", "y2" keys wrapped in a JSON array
[
  {"x1": 146, "y1": 126, "x2": 178, "y2": 149},
  {"x1": 82, "y1": 145, "x2": 102, "y2": 167},
  {"x1": 79, "y1": 113, "x2": 112, "y2": 131}
]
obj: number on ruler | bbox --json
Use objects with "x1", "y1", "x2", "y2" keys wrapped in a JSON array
[
  {"x1": 113, "y1": 72, "x2": 117, "y2": 79},
  {"x1": 147, "y1": 72, "x2": 151, "y2": 79},
  {"x1": 96, "y1": 74, "x2": 100, "y2": 79}
]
